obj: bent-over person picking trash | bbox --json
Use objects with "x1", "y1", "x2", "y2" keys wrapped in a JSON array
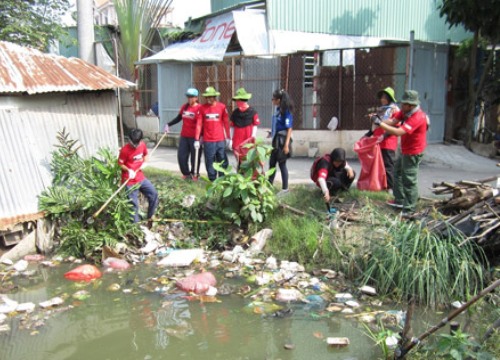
[{"x1": 118, "y1": 128, "x2": 159, "y2": 227}]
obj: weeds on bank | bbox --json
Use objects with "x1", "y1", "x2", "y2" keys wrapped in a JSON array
[{"x1": 361, "y1": 215, "x2": 488, "y2": 308}]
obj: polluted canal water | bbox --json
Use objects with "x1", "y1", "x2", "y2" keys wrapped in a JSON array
[{"x1": 0, "y1": 250, "x2": 398, "y2": 360}]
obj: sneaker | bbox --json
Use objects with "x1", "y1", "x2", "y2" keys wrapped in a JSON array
[
  {"x1": 182, "y1": 175, "x2": 191, "y2": 180},
  {"x1": 277, "y1": 189, "x2": 290, "y2": 197},
  {"x1": 386, "y1": 200, "x2": 403, "y2": 209},
  {"x1": 191, "y1": 174, "x2": 199, "y2": 181}
]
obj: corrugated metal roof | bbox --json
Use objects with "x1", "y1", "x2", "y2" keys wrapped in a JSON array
[{"x1": 0, "y1": 41, "x2": 131, "y2": 94}]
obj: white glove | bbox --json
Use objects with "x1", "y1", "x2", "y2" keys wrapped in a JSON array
[
  {"x1": 163, "y1": 124, "x2": 169, "y2": 133},
  {"x1": 194, "y1": 141, "x2": 200, "y2": 150},
  {"x1": 225, "y1": 139, "x2": 232, "y2": 149},
  {"x1": 128, "y1": 169, "x2": 136, "y2": 180}
]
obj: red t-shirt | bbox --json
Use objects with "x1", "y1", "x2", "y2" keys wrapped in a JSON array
[
  {"x1": 231, "y1": 109, "x2": 260, "y2": 150},
  {"x1": 394, "y1": 109, "x2": 428, "y2": 155},
  {"x1": 180, "y1": 103, "x2": 201, "y2": 138},
  {"x1": 196, "y1": 102, "x2": 230, "y2": 142},
  {"x1": 118, "y1": 142, "x2": 147, "y2": 185},
  {"x1": 373, "y1": 127, "x2": 397, "y2": 151}
]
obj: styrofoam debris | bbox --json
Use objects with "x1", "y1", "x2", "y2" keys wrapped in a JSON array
[
  {"x1": 157, "y1": 249, "x2": 204, "y2": 267},
  {"x1": 345, "y1": 300, "x2": 360, "y2": 308},
  {"x1": 359, "y1": 285, "x2": 377, "y2": 296},
  {"x1": 334, "y1": 293, "x2": 353, "y2": 302},
  {"x1": 13, "y1": 260, "x2": 29, "y2": 272},
  {"x1": 39, "y1": 297, "x2": 64, "y2": 309},
  {"x1": 1, "y1": 258, "x2": 13, "y2": 266},
  {"x1": 16, "y1": 302, "x2": 35, "y2": 313},
  {"x1": 327, "y1": 337, "x2": 350, "y2": 347},
  {"x1": 275, "y1": 288, "x2": 302, "y2": 302},
  {"x1": 140, "y1": 240, "x2": 160, "y2": 254}
]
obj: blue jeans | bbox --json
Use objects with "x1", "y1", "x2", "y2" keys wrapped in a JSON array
[
  {"x1": 178, "y1": 136, "x2": 201, "y2": 177},
  {"x1": 203, "y1": 141, "x2": 228, "y2": 181},
  {"x1": 127, "y1": 178, "x2": 158, "y2": 222}
]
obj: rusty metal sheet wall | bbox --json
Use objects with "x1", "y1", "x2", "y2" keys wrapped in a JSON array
[
  {"x1": 0, "y1": 92, "x2": 119, "y2": 225},
  {"x1": 191, "y1": 45, "x2": 408, "y2": 131}
]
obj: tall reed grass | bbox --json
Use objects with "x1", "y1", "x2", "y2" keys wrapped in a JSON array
[{"x1": 362, "y1": 218, "x2": 488, "y2": 308}]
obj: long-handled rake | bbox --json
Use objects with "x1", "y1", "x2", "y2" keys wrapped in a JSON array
[{"x1": 87, "y1": 132, "x2": 168, "y2": 224}]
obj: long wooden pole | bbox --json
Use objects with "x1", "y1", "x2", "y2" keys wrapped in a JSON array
[{"x1": 395, "y1": 278, "x2": 500, "y2": 359}]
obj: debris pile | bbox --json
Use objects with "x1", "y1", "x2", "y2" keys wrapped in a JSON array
[{"x1": 430, "y1": 177, "x2": 500, "y2": 249}]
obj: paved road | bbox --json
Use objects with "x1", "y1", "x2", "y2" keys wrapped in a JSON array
[{"x1": 146, "y1": 143, "x2": 500, "y2": 197}]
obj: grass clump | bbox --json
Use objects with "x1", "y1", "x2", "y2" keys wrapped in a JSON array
[
  {"x1": 361, "y1": 217, "x2": 488, "y2": 308},
  {"x1": 266, "y1": 214, "x2": 343, "y2": 270}
]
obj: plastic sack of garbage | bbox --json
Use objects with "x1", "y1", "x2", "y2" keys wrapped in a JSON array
[
  {"x1": 103, "y1": 257, "x2": 130, "y2": 270},
  {"x1": 175, "y1": 272, "x2": 217, "y2": 294},
  {"x1": 64, "y1": 264, "x2": 102, "y2": 282},
  {"x1": 354, "y1": 137, "x2": 387, "y2": 191}
]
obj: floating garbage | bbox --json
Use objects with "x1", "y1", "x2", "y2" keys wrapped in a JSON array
[
  {"x1": 13, "y1": 259, "x2": 28, "y2": 272},
  {"x1": 39, "y1": 297, "x2": 64, "y2": 309},
  {"x1": 327, "y1": 337, "x2": 350, "y2": 347},
  {"x1": 359, "y1": 285, "x2": 377, "y2": 296},
  {"x1": 24, "y1": 254, "x2": 45, "y2": 262},
  {"x1": 16, "y1": 302, "x2": 35, "y2": 313},
  {"x1": 157, "y1": 249, "x2": 204, "y2": 267},
  {"x1": 64, "y1": 264, "x2": 102, "y2": 282},
  {"x1": 244, "y1": 301, "x2": 283, "y2": 315},
  {"x1": 275, "y1": 288, "x2": 302, "y2": 302},
  {"x1": 334, "y1": 293, "x2": 353, "y2": 303},
  {"x1": 175, "y1": 271, "x2": 217, "y2": 295},
  {"x1": 0, "y1": 296, "x2": 18, "y2": 313},
  {"x1": 103, "y1": 257, "x2": 130, "y2": 270},
  {"x1": 72, "y1": 290, "x2": 91, "y2": 301}
]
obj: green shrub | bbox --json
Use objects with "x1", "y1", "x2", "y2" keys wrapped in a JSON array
[{"x1": 205, "y1": 140, "x2": 277, "y2": 226}]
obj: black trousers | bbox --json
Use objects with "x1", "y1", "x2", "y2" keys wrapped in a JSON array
[
  {"x1": 326, "y1": 169, "x2": 356, "y2": 195},
  {"x1": 381, "y1": 149, "x2": 395, "y2": 189}
]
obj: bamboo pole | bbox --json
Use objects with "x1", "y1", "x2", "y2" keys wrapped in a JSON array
[{"x1": 394, "y1": 279, "x2": 500, "y2": 359}]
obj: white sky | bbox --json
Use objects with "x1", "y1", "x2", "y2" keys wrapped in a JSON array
[
  {"x1": 170, "y1": 0, "x2": 211, "y2": 27},
  {"x1": 63, "y1": 0, "x2": 212, "y2": 28}
]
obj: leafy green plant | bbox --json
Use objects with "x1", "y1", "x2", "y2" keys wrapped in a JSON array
[
  {"x1": 361, "y1": 217, "x2": 488, "y2": 308},
  {"x1": 414, "y1": 329, "x2": 496, "y2": 360},
  {"x1": 39, "y1": 129, "x2": 141, "y2": 258},
  {"x1": 205, "y1": 140, "x2": 277, "y2": 226},
  {"x1": 362, "y1": 320, "x2": 401, "y2": 360}
]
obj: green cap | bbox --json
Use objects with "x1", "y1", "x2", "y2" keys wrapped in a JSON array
[
  {"x1": 377, "y1": 87, "x2": 397, "y2": 103},
  {"x1": 401, "y1": 90, "x2": 420, "y2": 105},
  {"x1": 232, "y1": 87, "x2": 252, "y2": 100},
  {"x1": 202, "y1": 86, "x2": 220, "y2": 97}
]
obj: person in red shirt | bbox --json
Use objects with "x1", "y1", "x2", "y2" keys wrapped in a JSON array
[
  {"x1": 164, "y1": 88, "x2": 202, "y2": 180},
  {"x1": 118, "y1": 128, "x2": 158, "y2": 224},
  {"x1": 372, "y1": 90, "x2": 428, "y2": 214},
  {"x1": 195, "y1": 86, "x2": 231, "y2": 181},
  {"x1": 229, "y1": 87, "x2": 260, "y2": 169},
  {"x1": 311, "y1": 148, "x2": 356, "y2": 203},
  {"x1": 363, "y1": 87, "x2": 399, "y2": 190}
]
